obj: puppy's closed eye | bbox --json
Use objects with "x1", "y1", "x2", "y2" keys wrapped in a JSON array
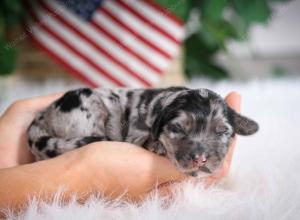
[
  {"x1": 215, "y1": 125, "x2": 229, "y2": 136},
  {"x1": 168, "y1": 123, "x2": 185, "y2": 134}
]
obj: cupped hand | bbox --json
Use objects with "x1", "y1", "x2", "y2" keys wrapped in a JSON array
[
  {"x1": 0, "y1": 93, "x2": 62, "y2": 168},
  {"x1": 72, "y1": 92, "x2": 241, "y2": 200},
  {"x1": 0, "y1": 91, "x2": 241, "y2": 201}
]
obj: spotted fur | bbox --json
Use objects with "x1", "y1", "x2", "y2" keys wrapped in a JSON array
[{"x1": 28, "y1": 87, "x2": 259, "y2": 177}]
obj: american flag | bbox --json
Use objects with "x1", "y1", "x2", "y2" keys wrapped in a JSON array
[{"x1": 24, "y1": 0, "x2": 185, "y2": 87}]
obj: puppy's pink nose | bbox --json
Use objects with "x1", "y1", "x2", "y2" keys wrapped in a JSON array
[{"x1": 192, "y1": 153, "x2": 207, "y2": 166}]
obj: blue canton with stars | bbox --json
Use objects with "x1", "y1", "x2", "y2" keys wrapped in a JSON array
[{"x1": 58, "y1": 0, "x2": 104, "y2": 21}]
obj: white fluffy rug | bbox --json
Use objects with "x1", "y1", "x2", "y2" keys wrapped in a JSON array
[{"x1": 1, "y1": 77, "x2": 300, "y2": 220}]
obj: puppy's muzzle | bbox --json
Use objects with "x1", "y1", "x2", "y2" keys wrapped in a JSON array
[{"x1": 191, "y1": 152, "x2": 207, "y2": 167}]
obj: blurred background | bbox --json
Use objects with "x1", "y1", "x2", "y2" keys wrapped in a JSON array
[
  {"x1": 1, "y1": 2, "x2": 300, "y2": 217},
  {"x1": 0, "y1": 0, "x2": 299, "y2": 113}
]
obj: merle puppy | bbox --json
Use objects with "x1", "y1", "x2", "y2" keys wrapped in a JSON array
[{"x1": 28, "y1": 87, "x2": 258, "y2": 177}]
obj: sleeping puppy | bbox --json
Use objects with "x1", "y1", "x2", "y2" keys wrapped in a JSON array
[{"x1": 28, "y1": 87, "x2": 258, "y2": 177}]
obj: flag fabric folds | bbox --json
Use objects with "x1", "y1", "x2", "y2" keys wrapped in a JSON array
[{"x1": 25, "y1": 0, "x2": 185, "y2": 87}]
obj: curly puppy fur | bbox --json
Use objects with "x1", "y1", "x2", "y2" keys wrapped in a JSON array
[{"x1": 28, "y1": 87, "x2": 258, "y2": 177}]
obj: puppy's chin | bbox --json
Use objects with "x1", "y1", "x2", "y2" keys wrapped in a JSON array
[
  {"x1": 194, "y1": 172, "x2": 212, "y2": 178},
  {"x1": 168, "y1": 157, "x2": 197, "y2": 174},
  {"x1": 184, "y1": 170, "x2": 215, "y2": 178}
]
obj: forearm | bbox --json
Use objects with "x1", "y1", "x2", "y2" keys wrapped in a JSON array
[
  {"x1": 0, "y1": 142, "x2": 187, "y2": 215},
  {"x1": 0, "y1": 149, "x2": 99, "y2": 212},
  {"x1": 80, "y1": 142, "x2": 187, "y2": 200}
]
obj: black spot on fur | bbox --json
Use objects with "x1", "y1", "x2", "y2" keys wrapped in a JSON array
[
  {"x1": 75, "y1": 136, "x2": 108, "y2": 148},
  {"x1": 28, "y1": 139, "x2": 33, "y2": 148},
  {"x1": 35, "y1": 136, "x2": 51, "y2": 151},
  {"x1": 111, "y1": 92, "x2": 119, "y2": 98},
  {"x1": 55, "y1": 90, "x2": 81, "y2": 112},
  {"x1": 127, "y1": 90, "x2": 133, "y2": 99},
  {"x1": 46, "y1": 150, "x2": 58, "y2": 158},
  {"x1": 211, "y1": 109, "x2": 217, "y2": 118},
  {"x1": 80, "y1": 106, "x2": 88, "y2": 112},
  {"x1": 38, "y1": 115, "x2": 44, "y2": 120},
  {"x1": 137, "y1": 89, "x2": 162, "y2": 110},
  {"x1": 28, "y1": 120, "x2": 37, "y2": 129},
  {"x1": 122, "y1": 91, "x2": 133, "y2": 140},
  {"x1": 134, "y1": 118, "x2": 149, "y2": 131},
  {"x1": 122, "y1": 107, "x2": 130, "y2": 134},
  {"x1": 180, "y1": 90, "x2": 211, "y2": 115},
  {"x1": 124, "y1": 108, "x2": 130, "y2": 125},
  {"x1": 109, "y1": 92, "x2": 120, "y2": 102},
  {"x1": 79, "y1": 88, "x2": 93, "y2": 97},
  {"x1": 138, "y1": 88, "x2": 182, "y2": 110},
  {"x1": 151, "y1": 97, "x2": 164, "y2": 116},
  {"x1": 138, "y1": 87, "x2": 188, "y2": 119}
]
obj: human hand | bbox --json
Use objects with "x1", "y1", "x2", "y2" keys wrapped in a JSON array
[
  {"x1": 0, "y1": 92, "x2": 183, "y2": 202},
  {"x1": 0, "y1": 93, "x2": 62, "y2": 168},
  {"x1": 78, "y1": 92, "x2": 241, "y2": 200},
  {"x1": 0, "y1": 91, "x2": 240, "y2": 202}
]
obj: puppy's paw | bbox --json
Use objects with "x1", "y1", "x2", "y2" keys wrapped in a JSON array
[{"x1": 148, "y1": 142, "x2": 167, "y2": 156}]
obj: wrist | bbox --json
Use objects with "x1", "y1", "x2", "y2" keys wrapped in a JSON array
[
  {"x1": 60, "y1": 145, "x2": 109, "y2": 199},
  {"x1": 52, "y1": 148, "x2": 97, "y2": 199}
]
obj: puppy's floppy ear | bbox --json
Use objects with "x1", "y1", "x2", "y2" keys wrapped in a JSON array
[{"x1": 228, "y1": 107, "x2": 259, "y2": 135}]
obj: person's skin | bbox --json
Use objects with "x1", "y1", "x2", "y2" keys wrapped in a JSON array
[{"x1": 0, "y1": 91, "x2": 241, "y2": 213}]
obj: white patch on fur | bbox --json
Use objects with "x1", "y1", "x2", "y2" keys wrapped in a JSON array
[{"x1": 199, "y1": 89, "x2": 208, "y2": 98}]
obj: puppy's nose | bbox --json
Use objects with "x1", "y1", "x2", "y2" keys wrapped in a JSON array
[{"x1": 191, "y1": 153, "x2": 207, "y2": 166}]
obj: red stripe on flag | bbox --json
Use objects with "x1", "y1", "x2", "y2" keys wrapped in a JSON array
[
  {"x1": 100, "y1": 6, "x2": 172, "y2": 59},
  {"x1": 38, "y1": 0, "x2": 152, "y2": 87},
  {"x1": 115, "y1": 0, "x2": 180, "y2": 45},
  {"x1": 26, "y1": 2, "x2": 126, "y2": 87}
]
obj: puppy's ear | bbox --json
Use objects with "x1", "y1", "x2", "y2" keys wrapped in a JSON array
[{"x1": 228, "y1": 108, "x2": 259, "y2": 135}]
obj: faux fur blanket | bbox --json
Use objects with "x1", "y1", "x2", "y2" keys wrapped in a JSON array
[{"x1": 1, "y1": 77, "x2": 300, "y2": 220}]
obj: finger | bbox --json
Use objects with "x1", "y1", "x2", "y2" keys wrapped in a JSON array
[
  {"x1": 223, "y1": 92, "x2": 241, "y2": 173},
  {"x1": 28, "y1": 93, "x2": 64, "y2": 112},
  {"x1": 225, "y1": 91, "x2": 241, "y2": 159},
  {"x1": 149, "y1": 153, "x2": 187, "y2": 184},
  {"x1": 1, "y1": 92, "x2": 64, "y2": 135},
  {"x1": 3, "y1": 93, "x2": 64, "y2": 118},
  {"x1": 225, "y1": 91, "x2": 241, "y2": 113}
]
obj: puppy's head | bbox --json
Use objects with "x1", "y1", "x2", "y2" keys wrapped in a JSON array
[{"x1": 151, "y1": 89, "x2": 258, "y2": 177}]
